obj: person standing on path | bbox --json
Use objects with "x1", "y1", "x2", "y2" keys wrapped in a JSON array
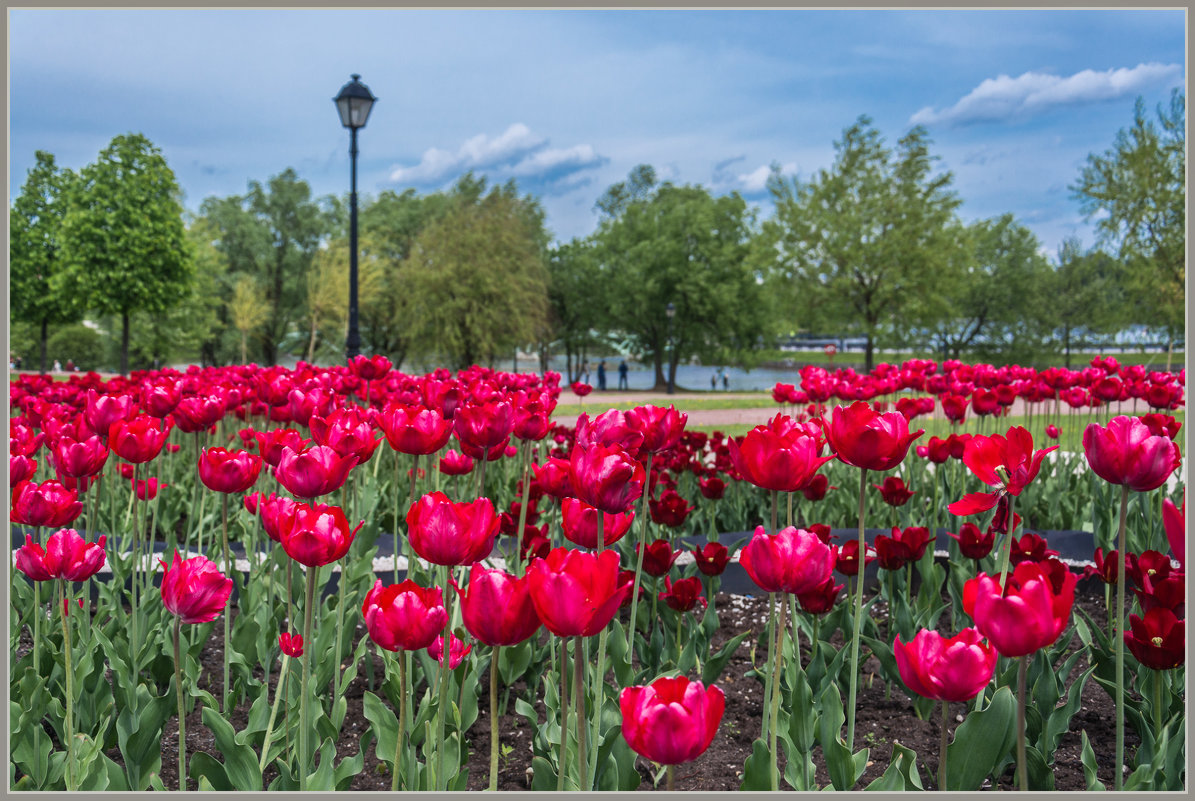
[
  {"x1": 597, "y1": 360, "x2": 607, "y2": 391},
  {"x1": 618, "y1": 359, "x2": 629, "y2": 390}
]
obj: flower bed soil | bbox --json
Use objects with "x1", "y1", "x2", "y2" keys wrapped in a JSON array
[{"x1": 100, "y1": 579, "x2": 1132, "y2": 792}]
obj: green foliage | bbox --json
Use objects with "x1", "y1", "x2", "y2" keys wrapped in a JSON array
[
  {"x1": 10, "y1": 150, "x2": 85, "y2": 372},
  {"x1": 593, "y1": 167, "x2": 772, "y2": 388},
  {"x1": 766, "y1": 117, "x2": 962, "y2": 370},
  {"x1": 55, "y1": 133, "x2": 192, "y2": 374},
  {"x1": 1050, "y1": 240, "x2": 1132, "y2": 368},
  {"x1": 402, "y1": 174, "x2": 550, "y2": 369},
  {"x1": 46, "y1": 324, "x2": 103, "y2": 371},
  {"x1": 1072, "y1": 89, "x2": 1185, "y2": 337}
]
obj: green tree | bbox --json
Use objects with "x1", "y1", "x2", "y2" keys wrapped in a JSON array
[
  {"x1": 766, "y1": 117, "x2": 962, "y2": 371},
  {"x1": 594, "y1": 169, "x2": 770, "y2": 389},
  {"x1": 402, "y1": 176, "x2": 550, "y2": 370},
  {"x1": 925, "y1": 215, "x2": 1054, "y2": 361},
  {"x1": 1072, "y1": 89, "x2": 1185, "y2": 361},
  {"x1": 10, "y1": 151, "x2": 84, "y2": 373},
  {"x1": 546, "y1": 237, "x2": 608, "y2": 381},
  {"x1": 56, "y1": 134, "x2": 192, "y2": 375},
  {"x1": 1051, "y1": 240, "x2": 1130, "y2": 368},
  {"x1": 199, "y1": 168, "x2": 329, "y2": 365}
]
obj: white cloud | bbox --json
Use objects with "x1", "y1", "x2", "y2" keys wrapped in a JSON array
[
  {"x1": 388, "y1": 123, "x2": 604, "y2": 188},
  {"x1": 736, "y1": 162, "x2": 797, "y2": 194},
  {"x1": 910, "y1": 62, "x2": 1183, "y2": 126}
]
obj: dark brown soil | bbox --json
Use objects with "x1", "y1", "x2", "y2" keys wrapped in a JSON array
[{"x1": 130, "y1": 585, "x2": 1134, "y2": 792}]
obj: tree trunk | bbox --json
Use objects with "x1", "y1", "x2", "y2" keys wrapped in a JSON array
[
  {"x1": 120, "y1": 312, "x2": 130, "y2": 376},
  {"x1": 39, "y1": 318, "x2": 48, "y2": 375},
  {"x1": 653, "y1": 350, "x2": 667, "y2": 391},
  {"x1": 1063, "y1": 328, "x2": 1071, "y2": 369},
  {"x1": 864, "y1": 334, "x2": 875, "y2": 374},
  {"x1": 241, "y1": 332, "x2": 248, "y2": 365}
]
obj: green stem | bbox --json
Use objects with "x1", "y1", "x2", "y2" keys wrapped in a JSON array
[
  {"x1": 131, "y1": 462, "x2": 140, "y2": 663},
  {"x1": 32, "y1": 580, "x2": 40, "y2": 676},
  {"x1": 59, "y1": 580, "x2": 76, "y2": 791},
  {"x1": 761, "y1": 592, "x2": 776, "y2": 743},
  {"x1": 394, "y1": 652, "x2": 407, "y2": 792},
  {"x1": 938, "y1": 700, "x2": 949, "y2": 791},
  {"x1": 573, "y1": 636, "x2": 588, "y2": 793},
  {"x1": 667, "y1": 764, "x2": 676, "y2": 791},
  {"x1": 994, "y1": 494, "x2": 1016, "y2": 586},
  {"x1": 769, "y1": 593, "x2": 786, "y2": 791},
  {"x1": 1153, "y1": 668, "x2": 1165, "y2": 740},
  {"x1": 846, "y1": 467, "x2": 868, "y2": 755},
  {"x1": 299, "y1": 567, "x2": 316, "y2": 791},
  {"x1": 174, "y1": 614, "x2": 186, "y2": 791},
  {"x1": 1114, "y1": 484, "x2": 1129, "y2": 792},
  {"x1": 514, "y1": 446, "x2": 531, "y2": 577},
  {"x1": 626, "y1": 452, "x2": 655, "y2": 652},
  {"x1": 1016, "y1": 656, "x2": 1028, "y2": 791},
  {"x1": 589, "y1": 513, "x2": 609, "y2": 789},
  {"x1": 259, "y1": 655, "x2": 290, "y2": 776},
  {"x1": 557, "y1": 637, "x2": 568, "y2": 792},
  {"x1": 489, "y1": 645, "x2": 501, "y2": 791},
  {"x1": 435, "y1": 564, "x2": 452, "y2": 791},
  {"x1": 393, "y1": 451, "x2": 402, "y2": 584},
  {"x1": 222, "y1": 493, "x2": 230, "y2": 715}
]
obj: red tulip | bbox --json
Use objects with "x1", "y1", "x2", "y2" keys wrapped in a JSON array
[
  {"x1": 560, "y1": 498, "x2": 635, "y2": 548},
  {"x1": 533, "y1": 457, "x2": 575, "y2": 499},
  {"x1": 349, "y1": 353, "x2": 392, "y2": 381},
  {"x1": 620, "y1": 676, "x2": 724, "y2": 765},
  {"x1": 873, "y1": 476, "x2": 915, "y2": 507},
  {"x1": 140, "y1": 381, "x2": 181, "y2": 418},
  {"x1": 1083, "y1": 547, "x2": 1119, "y2": 585},
  {"x1": 51, "y1": 434, "x2": 109, "y2": 479},
  {"x1": 279, "y1": 502, "x2": 362, "y2": 567},
  {"x1": 108, "y1": 416, "x2": 173, "y2": 464},
  {"x1": 10, "y1": 419, "x2": 45, "y2": 458},
  {"x1": 649, "y1": 489, "x2": 693, "y2": 528},
  {"x1": 894, "y1": 628, "x2": 997, "y2": 702},
  {"x1": 287, "y1": 387, "x2": 336, "y2": 428},
  {"x1": 948, "y1": 427, "x2": 1057, "y2": 517},
  {"x1": 15, "y1": 528, "x2": 106, "y2": 582},
  {"x1": 84, "y1": 389, "x2": 137, "y2": 437},
  {"x1": 740, "y1": 525, "x2": 833, "y2": 594},
  {"x1": 571, "y1": 381, "x2": 592, "y2": 397},
  {"x1": 159, "y1": 551, "x2": 233, "y2": 624},
  {"x1": 833, "y1": 539, "x2": 875, "y2": 577},
  {"x1": 249, "y1": 492, "x2": 301, "y2": 543},
  {"x1": 1163, "y1": 497, "x2": 1185, "y2": 570},
  {"x1": 438, "y1": 449, "x2": 475, "y2": 476},
  {"x1": 309, "y1": 407, "x2": 382, "y2": 465},
  {"x1": 11, "y1": 480, "x2": 83, "y2": 528},
  {"x1": 659, "y1": 575, "x2": 707, "y2": 613},
  {"x1": 1083, "y1": 415, "x2": 1182, "y2": 492},
  {"x1": 428, "y1": 632, "x2": 472, "y2": 669},
  {"x1": 698, "y1": 476, "x2": 726, "y2": 500},
  {"x1": 968, "y1": 560, "x2": 1076, "y2": 657},
  {"x1": 279, "y1": 632, "x2": 304, "y2": 657},
  {"x1": 1133, "y1": 572, "x2": 1184, "y2": 616},
  {"x1": 10, "y1": 455, "x2": 37, "y2": 488},
  {"x1": 729, "y1": 414, "x2": 833, "y2": 492},
  {"x1": 454, "y1": 400, "x2": 515, "y2": 451},
  {"x1": 1008, "y1": 532, "x2": 1059, "y2": 565},
  {"x1": 1126, "y1": 550, "x2": 1174, "y2": 588},
  {"x1": 406, "y1": 491, "x2": 500, "y2": 566},
  {"x1": 171, "y1": 395, "x2": 225, "y2": 434},
  {"x1": 198, "y1": 447, "x2": 263, "y2": 494},
  {"x1": 874, "y1": 526, "x2": 934, "y2": 571},
  {"x1": 252, "y1": 428, "x2": 312, "y2": 468},
  {"x1": 458, "y1": 436, "x2": 510, "y2": 462},
  {"x1": 1045, "y1": 424, "x2": 1061, "y2": 440},
  {"x1": 274, "y1": 445, "x2": 357, "y2": 499},
  {"x1": 939, "y1": 394, "x2": 968, "y2": 424},
  {"x1": 1138, "y1": 413, "x2": 1182, "y2": 441},
  {"x1": 796, "y1": 575, "x2": 844, "y2": 615},
  {"x1": 132, "y1": 477, "x2": 166, "y2": 501},
  {"x1": 526, "y1": 547, "x2": 632, "y2": 637},
  {"x1": 692, "y1": 542, "x2": 730, "y2": 576},
  {"x1": 947, "y1": 523, "x2": 994, "y2": 560},
  {"x1": 455, "y1": 563, "x2": 542, "y2": 646},
  {"x1": 826, "y1": 401, "x2": 923, "y2": 472},
  {"x1": 362, "y1": 579, "x2": 448, "y2": 652},
  {"x1": 569, "y1": 442, "x2": 645, "y2": 514},
  {"x1": 626, "y1": 404, "x2": 688, "y2": 455},
  {"x1": 637, "y1": 539, "x2": 680, "y2": 577},
  {"x1": 1124, "y1": 608, "x2": 1184, "y2": 669},
  {"x1": 800, "y1": 473, "x2": 835, "y2": 501}
]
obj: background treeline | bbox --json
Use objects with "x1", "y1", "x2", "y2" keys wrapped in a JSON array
[{"x1": 10, "y1": 90, "x2": 1184, "y2": 381}]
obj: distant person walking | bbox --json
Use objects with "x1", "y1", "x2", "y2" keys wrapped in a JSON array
[
  {"x1": 722, "y1": 369, "x2": 730, "y2": 391},
  {"x1": 711, "y1": 370, "x2": 718, "y2": 390},
  {"x1": 579, "y1": 359, "x2": 590, "y2": 385},
  {"x1": 597, "y1": 360, "x2": 607, "y2": 391},
  {"x1": 618, "y1": 359, "x2": 629, "y2": 390},
  {"x1": 53, "y1": 359, "x2": 61, "y2": 373}
]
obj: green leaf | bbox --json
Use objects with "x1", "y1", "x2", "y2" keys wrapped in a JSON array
[
  {"x1": 498, "y1": 639, "x2": 534, "y2": 686},
  {"x1": 945, "y1": 685, "x2": 1016, "y2": 790},
  {"x1": 817, "y1": 682, "x2": 867, "y2": 790},
  {"x1": 188, "y1": 752, "x2": 230, "y2": 791},
  {"x1": 1043, "y1": 666, "x2": 1093, "y2": 759},
  {"x1": 116, "y1": 683, "x2": 173, "y2": 790},
  {"x1": 199, "y1": 705, "x2": 262, "y2": 790},
  {"x1": 864, "y1": 742, "x2": 923, "y2": 791},
  {"x1": 1080, "y1": 730, "x2": 1106, "y2": 791},
  {"x1": 738, "y1": 737, "x2": 772, "y2": 791},
  {"x1": 701, "y1": 629, "x2": 750, "y2": 686},
  {"x1": 305, "y1": 737, "x2": 337, "y2": 791},
  {"x1": 1025, "y1": 744, "x2": 1055, "y2": 790},
  {"x1": 362, "y1": 691, "x2": 399, "y2": 771}
]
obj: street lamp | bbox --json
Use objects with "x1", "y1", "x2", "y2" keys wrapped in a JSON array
[
  {"x1": 333, "y1": 73, "x2": 377, "y2": 362},
  {"x1": 665, "y1": 302, "x2": 676, "y2": 395}
]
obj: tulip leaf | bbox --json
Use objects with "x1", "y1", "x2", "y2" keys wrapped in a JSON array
[
  {"x1": 1080, "y1": 731, "x2": 1106, "y2": 791},
  {"x1": 115, "y1": 683, "x2": 173, "y2": 790},
  {"x1": 701, "y1": 629, "x2": 750, "y2": 686},
  {"x1": 305, "y1": 737, "x2": 337, "y2": 791},
  {"x1": 12, "y1": 706, "x2": 52, "y2": 789},
  {"x1": 860, "y1": 635, "x2": 902, "y2": 690},
  {"x1": 785, "y1": 661, "x2": 816, "y2": 752},
  {"x1": 738, "y1": 737, "x2": 772, "y2": 791},
  {"x1": 816, "y1": 682, "x2": 868, "y2": 790},
  {"x1": 188, "y1": 752, "x2": 231, "y2": 791},
  {"x1": 1026, "y1": 744, "x2": 1055, "y2": 790},
  {"x1": 498, "y1": 639, "x2": 534, "y2": 686},
  {"x1": 199, "y1": 705, "x2": 262, "y2": 790},
  {"x1": 945, "y1": 685, "x2": 1016, "y2": 790},
  {"x1": 864, "y1": 742, "x2": 923, "y2": 791},
  {"x1": 362, "y1": 691, "x2": 399, "y2": 773},
  {"x1": 1044, "y1": 665, "x2": 1093, "y2": 759}
]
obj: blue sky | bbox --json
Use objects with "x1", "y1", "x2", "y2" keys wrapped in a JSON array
[{"x1": 8, "y1": 9, "x2": 1186, "y2": 258}]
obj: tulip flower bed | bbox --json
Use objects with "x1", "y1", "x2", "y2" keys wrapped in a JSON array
[{"x1": 8, "y1": 356, "x2": 1186, "y2": 792}]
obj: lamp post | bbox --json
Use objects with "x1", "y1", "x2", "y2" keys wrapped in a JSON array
[
  {"x1": 665, "y1": 302, "x2": 676, "y2": 395},
  {"x1": 333, "y1": 73, "x2": 377, "y2": 362}
]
